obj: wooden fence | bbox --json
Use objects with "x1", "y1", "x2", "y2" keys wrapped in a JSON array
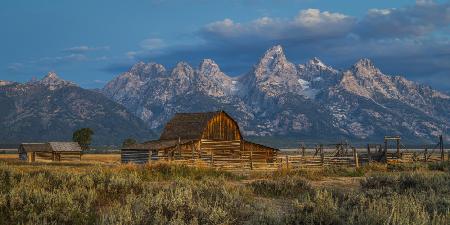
[
  {"x1": 145, "y1": 154, "x2": 361, "y2": 172},
  {"x1": 144, "y1": 149, "x2": 449, "y2": 172}
]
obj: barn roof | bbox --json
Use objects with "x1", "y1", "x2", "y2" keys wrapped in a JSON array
[
  {"x1": 48, "y1": 142, "x2": 82, "y2": 152},
  {"x1": 19, "y1": 143, "x2": 51, "y2": 152},
  {"x1": 159, "y1": 111, "x2": 223, "y2": 140},
  {"x1": 123, "y1": 139, "x2": 195, "y2": 150}
]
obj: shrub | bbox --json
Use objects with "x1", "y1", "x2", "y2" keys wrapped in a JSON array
[
  {"x1": 428, "y1": 161, "x2": 450, "y2": 172},
  {"x1": 250, "y1": 176, "x2": 312, "y2": 198},
  {"x1": 0, "y1": 161, "x2": 449, "y2": 224}
]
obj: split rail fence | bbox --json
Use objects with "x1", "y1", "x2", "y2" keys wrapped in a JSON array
[{"x1": 144, "y1": 148, "x2": 450, "y2": 172}]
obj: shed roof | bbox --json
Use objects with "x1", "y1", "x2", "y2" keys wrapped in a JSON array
[
  {"x1": 19, "y1": 142, "x2": 82, "y2": 152},
  {"x1": 20, "y1": 143, "x2": 51, "y2": 152},
  {"x1": 159, "y1": 111, "x2": 222, "y2": 140},
  {"x1": 243, "y1": 140, "x2": 280, "y2": 151},
  {"x1": 48, "y1": 142, "x2": 82, "y2": 152}
]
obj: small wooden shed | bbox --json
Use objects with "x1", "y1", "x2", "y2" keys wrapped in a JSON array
[
  {"x1": 122, "y1": 111, "x2": 278, "y2": 164},
  {"x1": 19, "y1": 142, "x2": 82, "y2": 162}
]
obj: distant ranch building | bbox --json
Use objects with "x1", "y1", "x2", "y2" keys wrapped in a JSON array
[
  {"x1": 19, "y1": 142, "x2": 82, "y2": 162},
  {"x1": 122, "y1": 111, "x2": 278, "y2": 165}
]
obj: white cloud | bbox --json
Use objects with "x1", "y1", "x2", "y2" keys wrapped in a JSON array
[
  {"x1": 416, "y1": 0, "x2": 435, "y2": 5},
  {"x1": 294, "y1": 9, "x2": 349, "y2": 26},
  {"x1": 7, "y1": 63, "x2": 24, "y2": 72},
  {"x1": 62, "y1": 46, "x2": 110, "y2": 53},
  {"x1": 357, "y1": 2, "x2": 450, "y2": 39},
  {"x1": 126, "y1": 51, "x2": 138, "y2": 59},
  {"x1": 139, "y1": 38, "x2": 165, "y2": 50},
  {"x1": 367, "y1": 8, "x2": 392, "y2": 16},
  {"x1": 202, "y1": 9, "x2": 355, "y2": 43},
  {"x1": 36, "y1": 54, "x2": 88, "y2": 64}
]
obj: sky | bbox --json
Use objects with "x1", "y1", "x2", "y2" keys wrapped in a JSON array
[{"x1": 1, "y1": 0, "x2": 449, "y2": 91}]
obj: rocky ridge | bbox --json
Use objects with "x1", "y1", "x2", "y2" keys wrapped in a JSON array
[{"x1": 102, "y1": 45, "x2": 450, "y2": 143}]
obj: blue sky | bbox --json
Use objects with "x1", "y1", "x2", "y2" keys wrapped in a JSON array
[{"x1": 1, "y1": 0, "x2": 449, "y2": 90}]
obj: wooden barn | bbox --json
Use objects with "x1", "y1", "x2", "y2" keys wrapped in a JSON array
[
  {"x1": 19, "y1": 142, "x2": 82, "y2": 162},
  {"x1": 122, "y1": 111, "x2": 278, "y2": 165}
]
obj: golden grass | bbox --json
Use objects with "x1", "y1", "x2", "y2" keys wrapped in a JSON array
[
  {"x1": 0, "y1": 153, "x2": 120, "y2": 164},
  {"x1": 80, "y1": 153, "x2": 121, "y2": 163},
  {"x1": 0, "y1": 154, "x2": 17, "y2": 159}
]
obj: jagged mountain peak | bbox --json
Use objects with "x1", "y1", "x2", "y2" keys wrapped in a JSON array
[
  {"x1": 175, "y1": 61, "x2": 191, "y2": 68},
  {"x1": 173, "y1": 61, "x2": 193, "y2": 73},
  {"x1": 171, "y1": 61, "x2": 194, "y2": 80},
  {"x1": 130, "y1": 61, "x2": 145, "y2": 70},
  {"x1": 258, "y1": 45, "x2": 287, "y2": 66},
  {"x1": 264, "y1": 45, "x2": 284, "y2": 57},
  {"x1": 130, "y1": 61, "x2": 166, "y2": 78},
  {"x1": 43, "y1": 71, "x2": 59, "y2": 79},
  {"x1": 352, "y1": 58, "x2": 380, "y2": 74},
  {"x1": 199, "y1": 59, "x2": 222, "y2": 76},
  {"x1": 303, "y1": 57, "x2": 337, "y2": 73},
  {"x1": 307, "y1": 57, "x2": 326, "y2": 67},
  {"x1": 253, "y1": 45, "x2": 296, "y2": 78},
  {"x1": 101, "y1": 46, "x2": 449, "y2": 144},
  {"x1": 38, "y1": 72, "x2": 75, "y2": 90}
]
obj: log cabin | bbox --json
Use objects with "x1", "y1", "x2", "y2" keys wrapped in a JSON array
[
  {"x1": 19, "y1": 142, "x2": 82, "y2": 162},
  {"x1": 122, "y1": 111, "x2": 278, "y2": 165}
]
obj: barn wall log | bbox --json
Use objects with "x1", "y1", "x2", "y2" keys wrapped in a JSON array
[{"x1": 121, "y1": 150, "x2": 150, "y2": 164}]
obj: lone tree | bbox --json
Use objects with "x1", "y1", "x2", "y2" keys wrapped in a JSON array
[
  {"x1": 72, "y1": 128, "x2": 94, "y2": 150},
  {"x1": 122, "y1": 138, "x2": 137, "y2": 148}
]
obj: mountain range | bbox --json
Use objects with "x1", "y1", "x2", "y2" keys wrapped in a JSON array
[
  {"x1": 1, "y1": 45, "x2": 448, "y2": 146},
  {"x1": 0, "y1": 73, "x2": 154, "y2": 145},
  {"x1": 102, "y1": 45, "x2": 449, "y2": 145}
]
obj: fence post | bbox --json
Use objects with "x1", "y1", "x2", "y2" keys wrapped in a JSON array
[
  {"x1": 210, "y1": 151, "x2": 214, "y2": 167},
  {"x1": 440, "y1": 135, "x2": 444, "y2": 162},
  {"x1": 286, "y1": 155, "x2": 289, "y2": 170},
  {"x1": 367, "y1": 144, "x2": 372, "y2": 163},
  {"x1": 352, "y1": 147, "x2": 357, "y2": 167},
  {"x1": 355, "y1": 152, "x2": 359, "y2": 168},
  {"x1": 250, "y1": 150, "x2": 253, "y2": 170},
  {"x1": 383, "y1": 138, "x2": 388, "y2": 163},
  {"x1": 424, "y1": 148, "x2": 428, "y2": 162},
  {"x1": 320, "y1": 144, "x2": 324, "y2": 167},
  {"x1": 191, "y1": 143, "x2": 195, "y2": 161}
]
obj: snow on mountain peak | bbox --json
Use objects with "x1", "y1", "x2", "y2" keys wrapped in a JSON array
[
  {"x1": 253, "y1": 45, "x2": 296, "y2": 78},
  {"x1": 302, "y1": 57, "x2": 337, "y2": 74},
  {"x1": 259, "y1": 45, "x2": 286, "y2": 64},
  {"x1": 308, "y1": 57, "x2": 327, "y2": 68},
  {"x1": 100, "y1": 45, "x2": 449, "y2": 143},
  {"x1": 353, "y1": 58, "x2": 378, "y2": 73}
]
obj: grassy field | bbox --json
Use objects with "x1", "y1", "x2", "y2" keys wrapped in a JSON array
[
  {"x1": 0, "y1": 155, "x2": 449, "y2": 224},
  {"x1": 0, "y1": 153, "x2": 121, "y2": 164}
]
